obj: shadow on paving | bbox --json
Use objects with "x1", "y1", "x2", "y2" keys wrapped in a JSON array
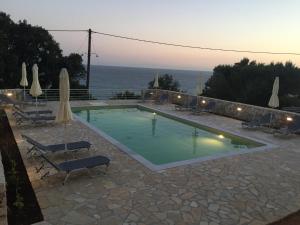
[{"x1": 268, "y1": 210, "x2": 300, "y2": 225}]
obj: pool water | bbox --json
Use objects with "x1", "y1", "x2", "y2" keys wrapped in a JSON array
[{"x1": 74, "y1": 106, "x2": 264, "y2": 165}]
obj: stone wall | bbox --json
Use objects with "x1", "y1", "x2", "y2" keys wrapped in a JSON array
[
  {"x1": 0, "y1": 154, "x2": 7, "y2": 225},
  {"x1": 148, "y1": 89, "x2": 299, "y2": 128}
]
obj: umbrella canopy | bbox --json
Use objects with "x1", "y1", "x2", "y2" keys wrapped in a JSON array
[
  {"x1": 195, "y1": 75, "x2": 204, "y2": 95},
  {"x1": 56, "y1": 68, "x2": 73, "y2": 123},
  {"x1": 20, "y1": 62, "x2": 28, "y2": 87},
  {"x1": 268, "y1": 76, "x2": 279, "y2": 108},
  {"x1": 153, "y1": 74, "x2": 159, "y2": 88},
  {"x1": 29, "y1": 64, "x2": 42, "y2": 97}
]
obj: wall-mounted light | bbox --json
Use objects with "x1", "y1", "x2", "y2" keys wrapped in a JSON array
[
  {"x1": 237, "y1": 107, "x2": 242, "y2": 112},
  {"x1": 150, "y1": 92, "x2": 153, "y2": 95},
  {"x1": 218, "y1": 134, "x2": 224, "y2": 139},
  {"x1": 6, "y1": 92, "x2": 13, "y2": 97},
  {"x1": 177, "y1": 95, "x2": 181, "y2": 99},
  {"x1": 287, "y1": 116, "x2": 293, "y2": 122},
  {"x1": 201, "y1": 100, "x2": 206, "y2": 104}
]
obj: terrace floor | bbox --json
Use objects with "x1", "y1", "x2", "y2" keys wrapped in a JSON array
[{"x1": 7, "y1": 100, "x2": 300, "y2": 225}]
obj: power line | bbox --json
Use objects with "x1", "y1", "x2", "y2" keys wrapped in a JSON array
[
  {"x1": 91, "y1": 35, "x2": 97, "y2": 55},
  {"x1": 75, "y1": 33, "x2": 89, "y2": 53},
  {"x1": 92, "y1": 30, "x2": 300, "y2": 56},
  {"x1": 46, "y1": 29, "x2": 300, "y2": 56}
]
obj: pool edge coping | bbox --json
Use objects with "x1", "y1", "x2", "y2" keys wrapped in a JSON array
[{"x1": 72, "y1": 104, "x2": 277, "y2": 172}]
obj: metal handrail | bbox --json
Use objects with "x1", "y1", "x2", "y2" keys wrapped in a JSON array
[{"x1": 0, "y1": 88, "x2": 146, "y2": 101}]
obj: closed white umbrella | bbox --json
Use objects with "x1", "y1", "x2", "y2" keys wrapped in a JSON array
[
  {"x1": 268, "y1": 76, "x2": 279, "y2": 126},
  {"x1": 20, "y1": 62, "x2": 28, "y2": 100},
  {"x1": 56, "y1": 68, "x2": 73, "y2": 149},
  {"x1": 56, "y1": 68, "x2": 73, "y2": 123},
  {"x1": 268, "y1": 77, "x2": 279, "y2": 108},
  {"x1": 195, "y1": 75, "x2": 204, "y2": 96},
  {"x1": 153, "y1": 74, "x2": 159, "y2": 88},
  {"x1": 30, "y1": 64, "x2": 42, "y2": 112}
]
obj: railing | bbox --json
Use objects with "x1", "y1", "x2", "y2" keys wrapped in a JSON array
[
  {"x1": 153, "y1": 89, "x2": 299, "y2": 126},
  {"x1": 0, "y1": 88, "x2": 145, "y2": 101},
  {"x1": 2, "y1": 88, "x2": 299, "y2": 126}
]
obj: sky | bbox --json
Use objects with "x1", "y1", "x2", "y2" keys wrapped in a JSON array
[{"x1": 2, "y1": 0, "x2": 300, "y2": 71}]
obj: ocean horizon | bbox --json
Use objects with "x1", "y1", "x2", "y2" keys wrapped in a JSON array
[{"x1": 88, "y1": 65, "x2": 213, "y2": 94}]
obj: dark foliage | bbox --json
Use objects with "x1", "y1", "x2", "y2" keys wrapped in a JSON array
[
  {"x1": 0, "y1": 12, "x2": 86, "y2": 89},
  {"x1": 111, "y1": 90, "x2": 140, "y2": 99},
  {"x1": 204, "y1": 58, "x2": 300, "y2": 107},
  {"x1": 148, "y1": 74, "x2": 180, "y2": 91},
  {"x1": 0, "y1": 110, "x2": 43, "y2": 225}
]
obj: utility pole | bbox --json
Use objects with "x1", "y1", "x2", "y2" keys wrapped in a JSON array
[{"x1": 86, "y1": 28, "x2": 92, "y2": 89}]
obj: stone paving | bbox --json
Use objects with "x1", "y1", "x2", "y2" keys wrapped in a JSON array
[{"x1": 7, "y1": 100, "x2": 300, "y2": 225}]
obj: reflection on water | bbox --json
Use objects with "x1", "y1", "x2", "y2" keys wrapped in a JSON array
[
  {"x1": 192, "y1": 128, "x2": 198, "y2": 155},
  {"x1": 152, "y1": 118, "x2": 157, "y2": 137},
  {"x1": 86, "y1": 110, "x2": 90, "y2": 123},
  {"x1": 230, "y1": 139, "x2": 247, "y2": 148}
]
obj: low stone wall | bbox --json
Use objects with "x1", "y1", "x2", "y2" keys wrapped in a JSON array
[
  {"x1": 0, "y1": 154, "x2": 7, "y2": 225},
  {"x1": 148, "y1": 89, "x2": 299, "y2": 128}
]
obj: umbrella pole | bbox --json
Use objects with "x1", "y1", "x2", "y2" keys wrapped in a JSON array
[
  {"x1": 23, "y1": 86, "x2": 26, "y2": 101},
  {"x1": 64, "y1": 122, "x2": 67, "y2": 150},
  {"x1": 270, "y1": 112, "x2": 273, "y2": 128},
  {"x1": 35, "y1": 97, "x2": 38, "y2": 116}
]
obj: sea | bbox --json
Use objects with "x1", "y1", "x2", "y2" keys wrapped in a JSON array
[{"x1": 88, "y1": 65, "x2": 213, "y2": 95}]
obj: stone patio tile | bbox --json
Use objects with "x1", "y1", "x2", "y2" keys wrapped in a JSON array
[{"x1": 61, "y1": 211, "x2": 96, "y2": 225}]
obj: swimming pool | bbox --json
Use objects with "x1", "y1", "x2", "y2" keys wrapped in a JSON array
[{"x1": 73, "y1": 105, "x2": 267, "y2": 170}]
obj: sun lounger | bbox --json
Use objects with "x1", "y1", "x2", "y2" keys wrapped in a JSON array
[
  {"x1": 155, "y1": 93, "x2": 169, "y2": 104},
  {"x1": 13, "y1": 105, "x2": 52, "y2": 116},
  {"x1": 0, "y1": 94, "x2": 24, "y2": 106},
  {"x1": 22, "y1": 134, "x2": 91, "y2": 155},
  {"x1": 192, "y1": 101, "x2": 216, "y2": 114},
  {"x1": 0, "y1": 93, "x2": 46, "y2": 107},
  {"x1": 39, "y1": 154, "x2": 110, "y2": 184},
  {"x1": 273, "y1": 116, "x2": 300, "y2": 136},
  {"x1": 23, "y1": 93, "x2": 47, "y2": 106},
  {"x1": 24, "y1": 99, "x2": 47, "y2": 106},
  {"x1": 241, "y1": 113, "x2": 272, "y2": 129},
  {"x1": 175, "y1": 97, "x2": 197, "y2": 111},
  {"x1": 14, "y1": 111, "x2": 55, "y2": 125}
]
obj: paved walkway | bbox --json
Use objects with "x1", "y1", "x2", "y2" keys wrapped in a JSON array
[{"x1": 8, "y1": 101, "x2": 300, "y2": 225}]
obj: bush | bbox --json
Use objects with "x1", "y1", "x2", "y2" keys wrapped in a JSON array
[
  {"x1": 111, "y1": 90, "x2": 140, "y2": 100},
  {"x1": 148, "y1": 74, "x2": 180, "y2": 91}
]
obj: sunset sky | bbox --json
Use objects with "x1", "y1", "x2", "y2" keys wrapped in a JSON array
[{"x1": 2, "y1": 0, "x2": 300, "y2": 70}]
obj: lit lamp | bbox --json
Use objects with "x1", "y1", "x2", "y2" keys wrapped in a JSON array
[
  {"x1": 286, "y1": 116, "x2": 293, "y2": 122},
  {"x1": 218, "y1": 134, "x2": 224, "y2": 139},
  {"x1": 6, "y1": 92, "x2": 13, "y2": 97},
  {"x1": 201, "y1": 100, "x2": 206, "y2": 104},
  {"x1": 150, "y1": 92, "x2": 153, "y2": 95},
  {"x1": 177, "y1": 95, "x2": 181, "y2": 99},
  {"x1": 153, "y1": 112, "x2": 157, "y2": 119},
  {"x1": 237, "y1": 107, "x2": 242, "y2": 112}
]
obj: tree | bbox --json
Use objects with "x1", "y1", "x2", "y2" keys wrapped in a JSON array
[
  {"x1": 204, "y1": 58, "x2": 300, "y2": 107},
  {"x1": 59, "y1": 53, "x2": 86, "y2": 88},
  {"x1": 148, "y1": 74, "x2": 180, "y2": 91},
  {"x1": 0, "y1": 12, "x2": 86, "y2": 89}
]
